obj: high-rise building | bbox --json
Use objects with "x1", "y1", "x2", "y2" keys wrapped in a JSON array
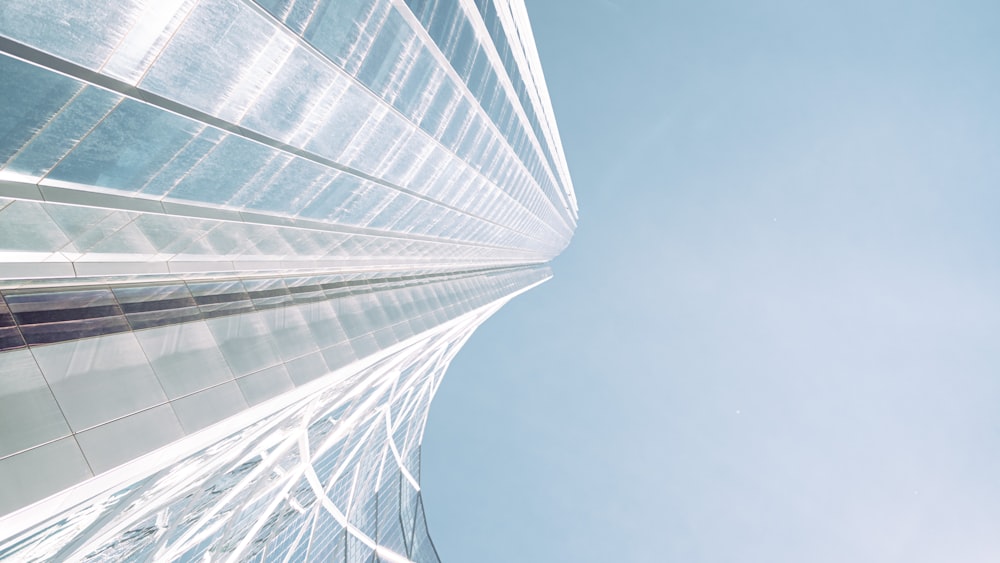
[{"x1": 0, "y1": 0, "x2": 575, "y2": 561}]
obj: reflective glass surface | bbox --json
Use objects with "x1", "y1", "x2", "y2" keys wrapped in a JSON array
[{"x1": 0, "y1": 1, "x2": 575, "y2": 560}]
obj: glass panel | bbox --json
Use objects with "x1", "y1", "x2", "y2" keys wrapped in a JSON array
[
  {"x1": 166, "y1": 134, "x2": 275, "y2": 205},
  {"x1": 239, "y1": 158, "x2": 331, "y2": 216},
  {"x1": 75, "y1": 404, "x2": 184, "y2": 474},
  {"x1": 101, "y1": 0, "x2": 197, "y2": 84},
  {"x1": 205, "y1": 313, "x2": 282, "y2": 376},
  {"x1": 303, "y1": 0, "x2": 380, "y2": 68},
  {"x1": 47, "y1": 99, "x2": 201, "y2": 193},
  {"x1": 169, "y1": 381, "x2": 248, "y2": 433},
  {"x1": 302, "y1": 82, "x2": 378, "y2": 162},
  {"x1": 188, "y1": 280, "x2": 254, "y2": 319},
  {"x1": 4, "y1": 86, "x2": 121, "y2": 179},
  {"x1": 138, "y1": 0, "x2": 275, "y2": 121},
  {"x1": 235, "y1": 364, "x2": 294, "y2": 405},
  {"x1": 134, "y1": 320, "x2": 234, "y2": 398},
  {"x1": 284, "y1": 351, "x2": 330, "y2": 386},
  {"x1": 0, "y1": 200, "x2": 66, "y2": 253},
  {"x1": 239, "y1": 47, "x2": 337, "y2": 143},
  {"x1": 0, "y1": 326, "x2": 25, "y2": 352},
  {"x1": 0, "y1": 55, "x2": 82, "y2": 166},
  {"x1": 31, "y1": 332, "x2": 167, "y2": 431},
  {"x1": 0, "y1": 349, "x2": 71, "y2": 458},
  {"x1": 301, "y1": 302, "x2": 349, "y2": 348},
  {"x1": 255, "y1": 306, "x2": 319, "y2": 361},
  {"x1": 113, "y1": 283, "x2": 203, "y2": 330},
  {"x1": 0, "y1": 437, "x2": 92, "y2": 515},
  {"x1": 78, "y1": 221, "x2": 159, "y2": 257},
  {"x1": 132, "y1": 213, "x2": 217, "y2": 254},
  {"x1": 138, "y1": 126, "x2": 222, "y2": 196},
  {"x1": 0, "y1": 0, "x2": 138, "y2": 69},
  {"x1": 4, "y1": 286, "x2": 131, "y2": 345},
  {"x1": 284, "y1": 0, "x2": 322, "y2": 34},
  {"x1": 197, "y1": 223, "x2": 264, "y2": 259},
  {"x1": 242, "y1": 278, "x2": 294, "y2": 309},
  {"x1": 305, "y1": 512, "x2": 346, "y2": 561},
  {"x1": 357, "y1": 9, "x2": 412, "y2": 96},
  {"x1": 38, "y1": 203, "x2": 116, "y2": 244},
  {"x1": 297, "y1": 172, "x2": 361, "y2": 222},
  {"x1": 392, "y1": 47, "x2": 436, "y2": 118}
]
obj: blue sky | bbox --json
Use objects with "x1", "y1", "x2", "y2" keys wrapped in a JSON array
[{"x1": 423, "y1": 1, "x2": 1000, "y2": 561}]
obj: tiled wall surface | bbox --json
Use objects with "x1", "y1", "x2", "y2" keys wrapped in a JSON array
[{"x1": 0, "y1": 265, "x2": 548, "y2": 516}]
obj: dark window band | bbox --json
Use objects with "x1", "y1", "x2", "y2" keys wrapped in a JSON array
[{"x1": 0, "y1": 264, "x2": 528, "y2": 350}]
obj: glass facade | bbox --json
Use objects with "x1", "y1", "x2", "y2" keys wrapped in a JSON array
[{"x1": 0, "y1": 0, "x2": 574, "y2": 560}]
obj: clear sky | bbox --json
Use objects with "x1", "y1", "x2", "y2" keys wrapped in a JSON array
[{"x1": 422, "y1": 1, "x2": 1000, "y2": 561}]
